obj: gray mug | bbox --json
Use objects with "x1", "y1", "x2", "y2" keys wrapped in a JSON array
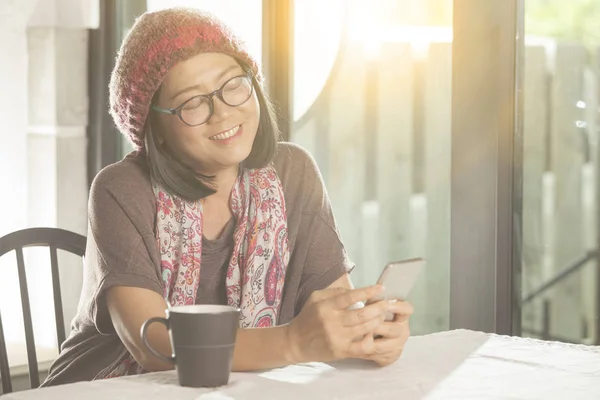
[{"x1": 140, "y1": 304, "x2": 240, "y2": 388}]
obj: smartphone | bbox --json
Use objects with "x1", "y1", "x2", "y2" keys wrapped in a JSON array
[{"x1": 367, "y1": 257, "x2": 425, "y2": 320}]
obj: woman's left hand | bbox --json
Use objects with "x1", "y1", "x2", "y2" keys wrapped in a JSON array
[{"x1": 364, "y1": 300, "x2": 413, "y2": 366}]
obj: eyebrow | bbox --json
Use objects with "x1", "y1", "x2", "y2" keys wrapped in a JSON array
[{"x1": 169, "y1": 64, "x2": 242, "y2": 102}]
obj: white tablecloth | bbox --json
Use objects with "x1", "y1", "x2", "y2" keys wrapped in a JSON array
[{"x1": 4, "y1": 329, "x2": 600, "y2": 399}]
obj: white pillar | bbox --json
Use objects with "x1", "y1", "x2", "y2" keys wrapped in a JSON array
[
  {"x1": 0, "y1": 0, "x2": 41, "y2": 345},
  {"x1": 25, "y1": 0, "x2": 98, "y2": 348},
  {"x1": 0, "y1": 0, "x2": 98, "y2": 350},
  {"x1": 0, "y1": 1, "x2": 38, "y2": 236}
]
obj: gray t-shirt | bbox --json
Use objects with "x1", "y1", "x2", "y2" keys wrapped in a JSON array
[{"x1": 41, "y1": 142, "x2": 354, "y2": 387}]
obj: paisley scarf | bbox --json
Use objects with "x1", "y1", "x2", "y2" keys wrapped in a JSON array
[{"x1": 97, "y1": 163, "x2": 290, "y2": 378}]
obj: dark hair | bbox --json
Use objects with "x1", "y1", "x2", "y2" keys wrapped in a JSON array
[{"x1": 144, "y1": 69, "x2": 280, "y2": 202}]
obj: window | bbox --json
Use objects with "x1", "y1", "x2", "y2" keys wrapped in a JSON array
[
  {"x1": 292, "y1": 0, "x2": 453, "y2": 335},
  {"x1": 520, "y1": 0, "x2": 600, "y2": 344}
]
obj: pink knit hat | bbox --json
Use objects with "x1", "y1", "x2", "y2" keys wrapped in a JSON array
[{"x1": 109, "y1": 7, "x2": 261, "y2": 151}]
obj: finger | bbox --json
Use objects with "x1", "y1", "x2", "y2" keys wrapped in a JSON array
[
  {"x1": 308, "y1": 287, "x2": 349, "y2": 303},
  {"x1": 347, "y1": 329, "x2": 377, "y2": 358},
  {"x1": 373, "y1": 321, "x2": 403, "y2": 338},
  {"x1": 370, "y1": 350, "x2": 402, "y2": 367},
  {"x1": 372, "y1": 355, "x2": 397, "y2": 367},
  {"x1": 387, "y1": 301, "x2": 414, "y2": 317},
  {"x1": 341, "y1": 300, "x2": 388, "y2": 327},
  {"x1": 350, "y1": 314, "x2": 385, "y2": 339},
  {"x1": 329, "y1": 285, "x2": 384, "y2": 310},
  {"x1": 372, "y1": 336, "x2": 406, "y2": 355},
  {"x1": 394, "y1": 313, "x2": 410, "y2": 323}
]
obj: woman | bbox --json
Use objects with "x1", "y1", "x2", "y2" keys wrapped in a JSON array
[{"x1": 42, "y1": 7, "x2": 412, "y2": 386}]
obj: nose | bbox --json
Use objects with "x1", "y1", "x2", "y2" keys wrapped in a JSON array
[{"x1": 208, "y1": 94, "x2": 233, "y2": 124}]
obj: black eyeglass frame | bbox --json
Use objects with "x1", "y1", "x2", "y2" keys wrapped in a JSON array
[{"x1": 151, "y1": 70, "x2": 254, "y2": 126}]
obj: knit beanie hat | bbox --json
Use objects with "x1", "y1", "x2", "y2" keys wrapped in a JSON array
[{"x1": 109, "y1": 7, "x2": 261, "y2": 151}]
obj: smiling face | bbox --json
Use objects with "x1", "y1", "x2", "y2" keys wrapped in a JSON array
[{"x1": 154, "y1": 53, "x2": 260, "y2": 175}]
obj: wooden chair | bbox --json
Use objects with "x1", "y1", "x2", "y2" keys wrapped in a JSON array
[{"x1": 0, "y1": 228, "x2": 86, "y2": 393}]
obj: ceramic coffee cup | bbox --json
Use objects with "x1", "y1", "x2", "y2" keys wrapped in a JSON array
[{"x1": 140, "y1": 304, "x2": 240, "y2": 387}]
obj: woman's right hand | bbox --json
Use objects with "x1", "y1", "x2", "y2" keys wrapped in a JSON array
[{"x1": 285, "y1": 285, "x2": 389, "y2": 363}]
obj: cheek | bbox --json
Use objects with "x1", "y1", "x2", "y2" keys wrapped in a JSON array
[
  {"x1": 243, "y1": 93, "x2": 261, "y2": 125},
  {"x1": 161, "y1": 120, "x2": 203, "y2": 153}
]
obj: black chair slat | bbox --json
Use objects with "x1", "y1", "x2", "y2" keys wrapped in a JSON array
[
  {"x1": 49, "y1": 246, "x2": 66, "y2": 347},
  {"x1": 0, "y1": 314, "x2": 13, "y2": 394},
  {"x1": 15, "y1": 247, "x2": 40, "y2": 388}
]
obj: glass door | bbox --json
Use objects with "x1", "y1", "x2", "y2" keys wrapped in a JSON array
[{"x1": 519, "y1": 0, "x2": 600, "y2": 344}]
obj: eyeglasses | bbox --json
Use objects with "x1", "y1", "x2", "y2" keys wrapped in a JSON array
[{"x1": 152, "y1": 71, "x2": 254, "y2": 126}]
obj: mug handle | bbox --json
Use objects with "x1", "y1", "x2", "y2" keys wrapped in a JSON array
[{"x1": 140, "y1": 317, "x2": 176, "y2": 364}]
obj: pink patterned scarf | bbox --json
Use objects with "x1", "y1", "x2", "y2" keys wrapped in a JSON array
[
  {"x1": 155, "y1": 163, "x2": 290, "y2": 326},
  {"x1": 97, "y1": 163, "x2": 289, "y2": 378}
]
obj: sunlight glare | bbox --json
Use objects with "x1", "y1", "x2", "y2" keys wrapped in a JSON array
[{"x1": 346, "y1": 1, "x2": 453, "y2": 61}]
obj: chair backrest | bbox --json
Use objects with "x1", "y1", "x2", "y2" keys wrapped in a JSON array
[{"x1": 0, "y1": 228, "x2": 86, "y2": 394}]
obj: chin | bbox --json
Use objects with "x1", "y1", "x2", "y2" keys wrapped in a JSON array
[
  {"x1": 200, "y1": 129, "x2": 257, "y2": 169},
  {"x1": 230, "y1": 134, "x2": 256, "y2": 162},
  {"x1": 231, "y1": 147, "x2": 254, "y2": 166},
  {"x1": 213, "y1": 143, "x2": 253, "y2": 167}
]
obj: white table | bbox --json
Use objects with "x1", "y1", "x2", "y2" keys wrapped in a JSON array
[{"x1": 5, "y1": 329, "x2": 600, "y2": 399}]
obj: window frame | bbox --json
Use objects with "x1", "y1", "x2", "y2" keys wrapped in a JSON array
[{"x1": 450, "y1": 0, "x2": 524, "y2": 335}]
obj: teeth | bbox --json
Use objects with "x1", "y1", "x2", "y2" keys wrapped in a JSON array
[{"x1": 210, "y1": 125, "x2": 240, "y2": 140}]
